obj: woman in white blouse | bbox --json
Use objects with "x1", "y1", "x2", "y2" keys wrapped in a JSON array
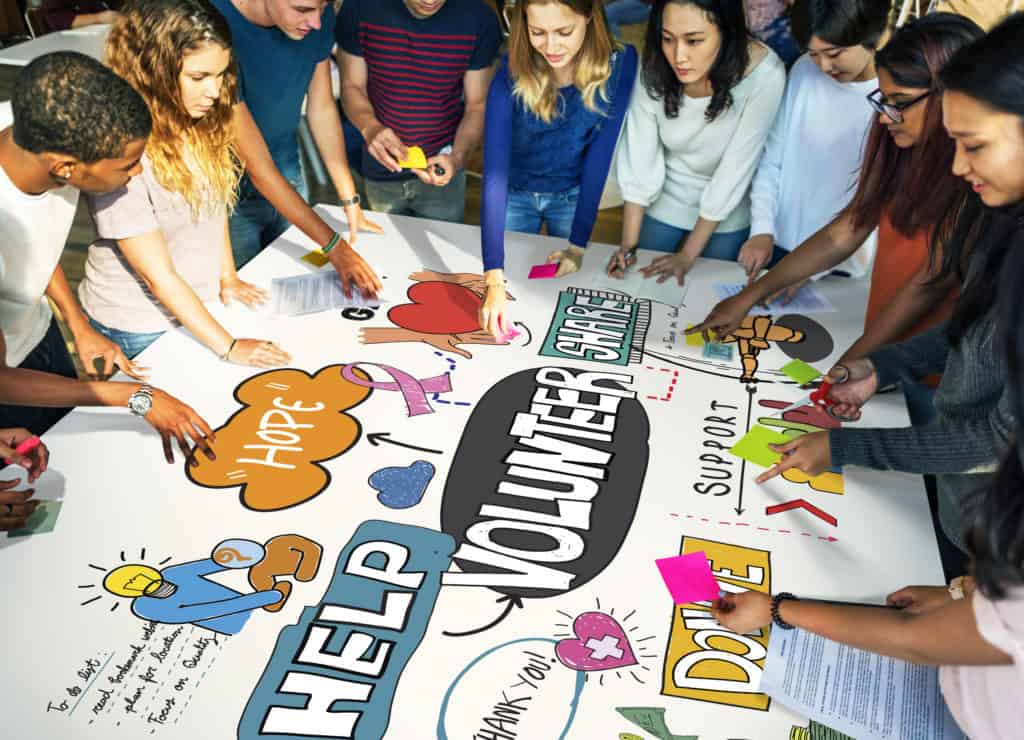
[{"x1": 609, "y1": 0, "x2": 785, "y2": 286}]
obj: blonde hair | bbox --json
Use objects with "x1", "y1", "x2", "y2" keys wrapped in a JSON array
[
  {"x1": 105, "y1": 0, "x2": 241, "y2": 216},
  {"x1": 508, "y1": 0, "x2": 621, "y2": 123}
]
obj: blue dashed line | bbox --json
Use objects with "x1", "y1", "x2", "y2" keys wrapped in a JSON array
[{"x1": 433, "y1": 352, "x2": 473, "y2": 407}]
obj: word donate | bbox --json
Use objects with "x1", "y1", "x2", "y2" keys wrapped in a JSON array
[
  {"x1": 437, "y1": 638, "x2": 585, "y2": 740},
  {"x1": 239, "y1": 520, "x2": 454, "y2": 739},
  {"x1": 441, "y1": 367, "x2": 649, "y2": 598}
]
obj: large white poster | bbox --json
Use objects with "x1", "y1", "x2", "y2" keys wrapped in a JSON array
[{"x1": 1, "y1": 210, "x2": 944, "y2": 740}]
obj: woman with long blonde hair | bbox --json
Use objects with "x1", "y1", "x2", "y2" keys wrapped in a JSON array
[
  {"x1": 78, "y1": 0, "x2": 290, "y2": 367},
  {"x1": 478, "y1": 0, "x2": 638, "y2": 337}
]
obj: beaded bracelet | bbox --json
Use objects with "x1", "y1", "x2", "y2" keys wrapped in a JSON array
[
  {"x1": 321, "y1": 232, "x2": 342, "y2": 255},
  {"x1": 771, "y1": 592, "x2": 797, "y2": 630}
]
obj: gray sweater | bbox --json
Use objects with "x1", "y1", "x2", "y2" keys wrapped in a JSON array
[{"x1": 829, "y1": 318, "x2": 1014, "y2": 550}]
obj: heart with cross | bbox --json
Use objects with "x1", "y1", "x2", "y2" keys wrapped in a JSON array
[{"x1": 555, "y1": 611, "x2": 638, "y2": 672}]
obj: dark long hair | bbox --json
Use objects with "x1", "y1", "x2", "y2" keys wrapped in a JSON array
[
  {"x1": 789, "y1": 0, "x2": 890, "y2": 49},
  {"x1": 641, "y1": 0, "x2": 750, "y2": 121},
  {"x1": 966, "y1": 242, "x2": 1024, "y2": 600},
  {"x1": 934, "y1": 13, "x2": 1024, "y2": 346},
  {"x1": 845, "y1": 13, "x2": 982, "y2": 238}
]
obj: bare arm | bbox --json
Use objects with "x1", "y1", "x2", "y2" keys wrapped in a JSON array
[
  {"x1": 233, "y1": 100, "x2": 382, "y2": 296},
  {"x1": 840, "y1": 263, "x2": 958, "y2": 363},
  {"x1": 339, "y1": 50, "x2": 406, "y2": 173},
  {"x1": 450, "y1": 65, "x2": 494, "y2": 172}
]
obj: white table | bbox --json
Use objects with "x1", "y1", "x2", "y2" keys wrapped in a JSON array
[
  {"x1": 0, "y1": 24, "x2": 108, "y2": 67},
  {"x1": 0, "y1": 211, "x2": 944, "y2": 740}
]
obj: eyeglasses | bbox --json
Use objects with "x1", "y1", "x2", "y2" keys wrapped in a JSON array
[{"x1": 866, "y1": 88, "x2": 932, "y2": 124}]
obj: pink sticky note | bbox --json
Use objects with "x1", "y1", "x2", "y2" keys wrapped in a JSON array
[
  {"x1": 655, "y1": 551, "x2": 721, "y2": 605},
  {"x1": 501, "y1": 327, "x2": 522, "y2": 342},
  {"x1": 528, "y1": 263, "x2": 559, "y2": 279}
]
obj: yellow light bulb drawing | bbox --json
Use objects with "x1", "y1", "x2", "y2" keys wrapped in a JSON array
[{"x1": 103, "y1": 564, "x2": 164, "y2": 598}]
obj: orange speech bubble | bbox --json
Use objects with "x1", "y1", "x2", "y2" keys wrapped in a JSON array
[{"x1": 187, "y1": 366, "x2": 371, "y2": 511}]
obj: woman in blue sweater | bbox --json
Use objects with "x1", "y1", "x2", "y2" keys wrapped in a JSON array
[{"x1": 478, "y1": 0, "x2": 638, "y2": 337}]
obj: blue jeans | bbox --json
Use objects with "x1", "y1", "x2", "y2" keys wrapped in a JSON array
[
  {"x1": 87, "y1": 315, "x2": 165, "y2": 360},
  {"x1": 637, "y1": 214, "x2": 750, "y2": 259},
  {"x1": 364, "y1": 170, "x2": 467, "y2": 223},
  {"x1": 230, "y1": 161, "x2": 309, "y2": 269},
  {"x1": 505, "y1": 186, "x2": 579, "y2": 238},
  {"x1": 605, "y1": 0, "x2": 652, "y2": 37}
]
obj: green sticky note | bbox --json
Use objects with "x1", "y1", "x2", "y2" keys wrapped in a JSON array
[
  {"x1": 616, "y1": 707, "x2": 697, "y2": 740},
  {"x1": 8, "y1": 500, "x2": 62, "y2": 537},
  {"x1": 781, "y1": 359, "x2": 822, "y2": 386},
  {"x1": 730, "y1": 425, "x2": 792, "y2": 468}
]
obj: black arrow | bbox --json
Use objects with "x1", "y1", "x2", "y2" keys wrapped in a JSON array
[
  {"x1": 735, "y1": 384, "x2": 757, "y2": 516},
  {"x1": 442, "y1": 595, "x2": 524, "y2": 637},
  {"x1": 513, "y1": 321, "x2": 533, "y2": 347},
  {"x1": 366, "y1": 432, "x2": 443, "y2": 456}
]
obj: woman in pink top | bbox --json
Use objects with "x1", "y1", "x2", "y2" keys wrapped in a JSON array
[{"x1": 711, "y1": 15, "x2": 1024, "y2": 737}]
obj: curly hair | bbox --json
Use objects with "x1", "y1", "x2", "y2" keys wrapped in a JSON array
[
  {"x1": 105, "y1": 0, "x2": 241, "y2": 216},
  {"x1": 507, "y1": 0, "x2": 621, "y2": 124},
  {"x1": 641, "y1": 0, "x2": 751, "y2": 122},
  {"x1": 12, "y1": 51, "x2": 151, "y2": 163}
]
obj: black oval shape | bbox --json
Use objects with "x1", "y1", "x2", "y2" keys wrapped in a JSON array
[{"x1": 440, "y1": 366, "x2": 650, "y2": 599}]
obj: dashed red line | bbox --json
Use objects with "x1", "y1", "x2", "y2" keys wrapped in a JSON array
[
  {"x1": 674, "y1": 513, "x2": 839, "y2": 543},
  {"x1": 644, "y1": 365, "x2": 680, "y2": 402}
]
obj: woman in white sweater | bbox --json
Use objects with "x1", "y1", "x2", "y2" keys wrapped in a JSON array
[{"x1": 609, "y1": 0, "x2": 785, "y2": 286}]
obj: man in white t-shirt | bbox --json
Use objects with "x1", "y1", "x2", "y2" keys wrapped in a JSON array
[
  {"x1": 0, "y1": 52, "x2": 215, "y2": 464},
  {"x1": 739, "y1": 0, "x2": 891, "y2": 284}
]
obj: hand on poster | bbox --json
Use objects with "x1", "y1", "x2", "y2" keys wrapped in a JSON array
[
  {"x1": 220, "y1": 274, "x2": 269, "y2": 309},
  {"x1": 328, "y1": 242, "x2": 383, "y2": 299},
  {"x1": 546, "y1": 244, "x2": 585, "y2": 277},
  {"x1": 479, "y1": 270, "x2": 507, "y2": 340},
  {"x1": 640, "y1": 251, "x2": 696, "y2": 286},
  {"x1": 365, "y1": 124, "x2": 408, "y2": 173},
  {"x1": 72, "y1": 323, "x2": 148, "y2": 380},
  {"x1": 756, "y1": 430, "x2": 832, "y2": 484},
  {"x1": 0, "y1": 484, "x2": 40, "y2": 531},
  {"x1": 225, "y1": 338, "x2": 291, "y2": 369},
  {"x1": 886, "y1": 586, "x2": 954, "y2": 615},
  {"x1": 711, "y1": 591, "x2": 772, "y2": 634},
  {"x1": 0, "y1": 428, "x2": 47, "y2": 481},
  {"x1": 764, "y1": 278, "x2": 810, "y2": 307},
  {"x1": 737, "y1": 234, "x2": 775, "y2": 285},
  {"x1": 824, "y1": 359, "x2": 879, "y2": 421},
  {"x1": 687, "y1": 291, "x2": 754, "y2": 343},
  {"x1": 143, "y1": 387, "x2": 216, "y2": 464},
  {"x1": 342, "y1": 200, "x2": 384, "y2": 246},
  {"x1": 606, "y1": 245, "x2": 638, "y2": 277}
]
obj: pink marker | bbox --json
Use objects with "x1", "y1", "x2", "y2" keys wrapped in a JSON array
[{"x1": 5, "y1": 435, "x2": 40, "y2": 466}]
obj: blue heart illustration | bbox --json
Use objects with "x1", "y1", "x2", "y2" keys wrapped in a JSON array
[{"x1": 369, "y1": 460, "x2": 436, "y2": 509}]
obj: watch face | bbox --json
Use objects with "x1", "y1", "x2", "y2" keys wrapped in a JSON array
[{"x1": 130, "y1": 393, "x2": 153, "y2": 416}]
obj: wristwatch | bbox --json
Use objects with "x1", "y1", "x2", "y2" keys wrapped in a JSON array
[
  {"x1": 127, "y1": 385, "x2": 154, "y2": 417},
  {"x1": 339, "y1": 194, "x2": 361, "y2": 207}
]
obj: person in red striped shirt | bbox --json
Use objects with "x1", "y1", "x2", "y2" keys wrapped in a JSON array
[{"x1": 338, "y1": 0, "x2": 502, "y2": 223}]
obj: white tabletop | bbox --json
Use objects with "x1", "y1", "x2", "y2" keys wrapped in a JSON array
[
  {"x1": 0, "y1": 24, "x2": 108, "y2": 68},
  {"x1": 0, "y1": 210, "x2": 944, "y2": 740}
]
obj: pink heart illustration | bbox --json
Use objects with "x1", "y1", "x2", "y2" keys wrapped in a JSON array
[{"x1": 555, "y1": 611, "x2": 638, "y2": 672}]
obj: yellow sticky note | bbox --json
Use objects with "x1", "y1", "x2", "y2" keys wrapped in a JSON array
[
  {"x1": 301, "y1": 250, "x2": 329, "y2": 268},
  {"x1": 685, "y1": 325, "x2": 716, "y2": 347},
  {"x1": 399, "y1": 146, "x2": 428, "y2": 169}
]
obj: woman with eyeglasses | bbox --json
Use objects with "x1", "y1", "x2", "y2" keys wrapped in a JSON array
[
  {"x1": 712, "y1": 21, "x2": 1024, "y2": 730},
  {"x1": 692, "y1": 14, "x2": 983, "y2": 426}
]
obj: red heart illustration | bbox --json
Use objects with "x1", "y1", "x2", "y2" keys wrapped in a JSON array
[{"x1": 388, "y1": 282, "x2": 482, "y2": 335}]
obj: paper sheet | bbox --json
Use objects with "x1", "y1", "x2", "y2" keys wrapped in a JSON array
[
  {"x1": 592, "y1": 269, "x2": 688, "y2": 307},
  {"x1": 271, "y1": 271, "x2": 382, "y2": 315},
  {"x1": 713, "y1": 282, "x2": 836, "y2": 314},
  {"x1": 760, "y1": 628, "x2": 966, "y2": 740}
]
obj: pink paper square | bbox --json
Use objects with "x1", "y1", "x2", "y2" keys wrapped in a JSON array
[
  {"x1": 655, "y1": 551, "x2": 721, "y2": 604},
  {"x1": 528, "y1": 263, "x2": 559, "y2": 279}
]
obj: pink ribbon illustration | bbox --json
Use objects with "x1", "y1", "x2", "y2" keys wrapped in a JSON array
[{"x1": 341, "y1": 363, "x2": 451, "y2": 417}]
